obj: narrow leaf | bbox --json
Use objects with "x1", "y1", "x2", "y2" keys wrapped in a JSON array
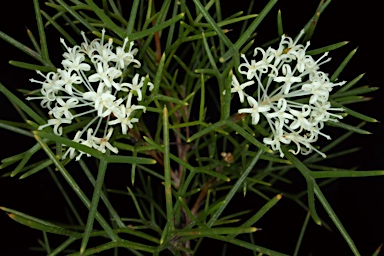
[
  {"x1": 330, "y1": 48, "x2": 357, "y2": 82},
  {"x1": 0, "y1": 83, "x2": 46, "y2": 125},
  {"x1": 326, "y1": 121, "x2": 371, "y2": 135},
  {"x1": 331, "y1": 101, "x2": 377, "y2": 122},
  {"x1": 9, "y1": 60, "x2": 53, "y2": 72},
  {"x1": 306, "y1": 41, "x2": 349, "y2": 55},
  {"x1": 105, "y1": 155, "x2": 156, "y2": 164},
  {"x1": 163, "y1": 106, "x2": 174, "y2": 231},
  {"x1": 207, "y1": 149, "x2": 263, "y2": 227},
  {"x1": 84, "y1": 0, "x2": 126, "y2": 38}
]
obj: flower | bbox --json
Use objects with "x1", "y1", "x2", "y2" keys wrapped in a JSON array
[
  {"x1": 28, "y1": 30, "x2": 151, "y2": 160},
  {"x1": 231, "y1": 33, "x2": 345, "y2": 158},
  {"x1": 238, "y1": 96, "x2": 270, "y2": 125},
  {"x1": 230, "y1": 75, "x2": 255, "y2": 103}
]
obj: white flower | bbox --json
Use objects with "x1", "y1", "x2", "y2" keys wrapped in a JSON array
[
  {"x1": 263, "y1": 121, "x2": 291, "y2": 158},
  {"x1": 232, "y1": 34, "x2": 345, "y2": 158},
  {"x1": 92, "y1": 128, "x2": 118, "y2": 154},
  {"x1": 38, "y1": 118, "x2": 71, "y2": 136},
  {"x1": 28, "y1": 30, "x2": 151, "y2": 160},
  {"x1": 238, "y1": 96, "x2": 270, "y2": 125},
  {"x1": 108, "y1": 104, "x2": 139, "y2": 134},
  {"x1": 113, "y1": 38, "x2": 141, "y2": 69},
  {"x1": 60, "y1": 38, "x2": 91, "y2": 73},
  {"x1": 49, "y1": 97, "x2": 79, "y2": 120},
  {"x1": 121, "y1": 74, "x2": 145, "y2": 101},
  {"x1": 289, "y1": 105, "x2": 312, "y2": 131},
  {"x1": 88, "y1": 63, "x2": 122, "y2": 90},
  {"x1": 273, "y1": 64, "x2": 302, "y2": 94},
  {"x1": 62, "y1": 131, "x2": 83, "y2": 159},
  {"x1": 57, "y1": 69, "x2": 82, "y2": 95},
  {"x1": 230, "y1": 75, "x2": 254, "y2": 103}
]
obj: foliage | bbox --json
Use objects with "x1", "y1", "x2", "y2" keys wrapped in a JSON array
[{"x1": 0, "y1": 0, "x2": 382, "y2": 255}]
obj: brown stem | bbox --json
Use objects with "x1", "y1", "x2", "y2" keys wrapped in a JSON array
[{"x1": 190, "y1": 179, "x2": 214, "y2": 216}]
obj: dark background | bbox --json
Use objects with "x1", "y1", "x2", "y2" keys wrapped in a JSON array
[{"x1": 0, "y1": 1, "x2": 383, "y2": 255}]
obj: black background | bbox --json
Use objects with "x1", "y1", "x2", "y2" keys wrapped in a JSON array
[{"x1": 0, "y1": 1, "x2": 383, "y2": 255}]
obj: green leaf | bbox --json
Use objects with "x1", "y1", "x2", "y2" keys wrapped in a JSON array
[
  {"x1": 226, "y1": 120, "x2": 272, "y2": 153},
  {"x1": 302, "y1": 10, "x2": 320, "y2": 43},
  {"x1": 0, "y1": 207, "x2": 81, "y2": 238},
  {"x1": 306, "y1": 41, "x2": 349, "y2": 55},
  {"x1": 332, "y1": 86, "x2": 378, "y2": 98},
  {"x1": 126, "y1": 187, "x2": 146, "y2": 221},
  {"x1": 132, "y1": 13, "x2": 185, "y2": 42},
  {"x1": 326, "y1": 121, "x2": 371, "y2": 135},
  {"x1": 0, "y1": 120, "x2": 33, "y2": 138},
  {"x1": 314, "y1": 184, "x2": 360, "y2": 255},
  {"x1": 280, "y1": 147, "x2": 322, "y2": 225},
  {"x1": 227, "y1": 194, "x2": 282, "y2": 240},
  {"x1": 192, "y1": 0, "x2": 233, "y2": 49},
  {"x1": 68, "y1": 240, "x2": 155, "y2": 255},
  {"x1": 78, "y1": 161, "x2": 125, "y2": 228},
  {"x1": 34, "y1": 133, "x2": 119, "y2": 242},
  {"x1": 331, "y1": 101, "x2": 377, "y2": 122},
  {"x1": 302, "y1": 0, "x2": 331, "y2": 34},
  {"x1": 105, "y1": 155, "x2": 156, "y2": 164},
  {"x1": 189, "y1": 234, "x2": 289, "y2": 256},
  {"x1": 220, "y1": 0, "x2": 278, "y2": 62},
  {"x1": 48, "y1": 166, "x2": 84, "y2": 227},
  {"x1": 194, "y1": 167, "x2": 230, "y2": 182},
  {"x1": 282, "y1": 148, "x2": 360, "y2": 255},
  {"x1": 337, "y1": 73, "x2": 365, "y2": 93},
  {"x1": 19, "y1": 159, "x2": 53, "y2": 179},
  {"x1": 9, "y1": 60, "x2": 53, "y2": 72},
  {"x1": 372, "y1": 244, "x2": 383, "y2": 256},
  {"x1": 33, "y1": 0, "x2": 50, "y2": 64},
  {"x1": 207, "y1": 148, "x2": 263, "y2": 227},
  {"x1": 151, "y1": 53, "x2": 166, "y2": 96},
  {"x1": 172, "y1": 227, "x2": 257, "y2": 237},
  {"x1": 0, "y1": 83, "x2": 46, "y2": 125},
  {"x1": 0, "y1": 31, "x2": 44, "y2": 63},
  {"x1": 35, "y1": 130, "x2": 104, "y2": 159},
  {"x1": 84, "y1": 0, "x2": 126, "y2": 38},
  {"x1": 56, "y1": 0, "x2": 96, "y2": 32},
  {"x1": 330, "y1": 48, "x2": 357, "y2": 82},
  {"x1": 187, "y1": 120, "x2": 228, "y2": 142},
  {"x1": 277, "y1": 10, "x2": 283, "y2": 36},
  {"x1": 293, "y1": 212, "x2": 311, "y2": 256},
  {"x1": 310, "y1": 169, "x2": 384, "y2": 179},
  {"x1": 41, "y1": 10, "x2": 77, "y2": 46},
  {"x1": 126, "y1": 0, "x2": 140, "y2": 35},
  {"x1": 11, "y1": 141, "x2": 45, "y2": 177},
  {"x1": 80, "y1": 158, "x2": 109, "y2": 253},
  {"x1": 26, "y1": 28, "x2": 41, "y2": 54},
  {"x1": 163, "y1": 106, "x2": 174, "y2": 232},
  {"x1": 149, "y1": 93, "x2": 189, "y2": 106}
]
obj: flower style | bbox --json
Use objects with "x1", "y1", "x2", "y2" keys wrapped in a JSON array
[
  {"x1": 231, "y1": 31, "x2": 345, "y2": 158},
  {"x1": 28, "y1": 29, "x2": 153, "y2": 160}
]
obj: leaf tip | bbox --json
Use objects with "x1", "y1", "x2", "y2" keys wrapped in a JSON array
[
  {"x1": 375, "y1": 243, "x2": 383, "y2": 253},
  {"x1": 250, "y1": 227, "x2": 258, "y2": 232}
]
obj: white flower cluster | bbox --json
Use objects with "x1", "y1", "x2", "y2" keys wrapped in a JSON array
[
  {"x1": 27, "y1": 29, "x2": 152, "y2": 160},
  {"x1": 231, "y1": 31, "x2": 345, "y2": 158}
]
